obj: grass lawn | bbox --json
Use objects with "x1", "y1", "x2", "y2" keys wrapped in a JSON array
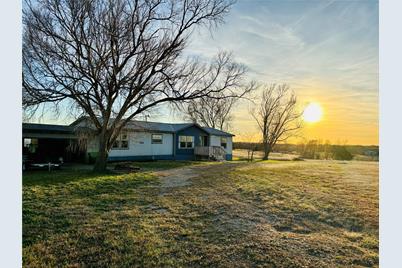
[{"x1": 23, "y1": 160, "x2": 378, "y2": 267}]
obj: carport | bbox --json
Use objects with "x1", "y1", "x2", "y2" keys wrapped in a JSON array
[{"x1": 22, "y1": 123, "x2": 84, "y2": 163}]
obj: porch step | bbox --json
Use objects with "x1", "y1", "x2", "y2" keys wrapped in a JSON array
[{"x1": 195, "y1": 146, "x2": 226, "y2": 161}]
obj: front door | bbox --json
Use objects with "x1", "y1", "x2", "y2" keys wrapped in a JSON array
[{"x1": 199, "y1": 135, "x2": 209, "y2": 146}]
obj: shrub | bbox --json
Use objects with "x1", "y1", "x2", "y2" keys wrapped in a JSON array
[{"x1": 332, "y1": 146, "x2": 353, "y2": 160}]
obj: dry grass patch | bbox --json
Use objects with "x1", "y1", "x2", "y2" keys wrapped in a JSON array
[{"x1": 23, "y1": 160, "x2": 378, "y2": 267}]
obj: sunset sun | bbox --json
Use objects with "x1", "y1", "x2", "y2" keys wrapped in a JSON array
[{"x1": 303, "y1": 103, "x2": 323, "y2": 123}]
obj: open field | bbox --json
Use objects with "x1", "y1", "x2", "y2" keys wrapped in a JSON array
[
  {"x1": 232, "y1": 149, "x2": 300, "y2": 161},
  {"x1": 232, "y1": 149, "x2": 378, "y2": 162},
  {"x1": 23, "y1": 159, "x2": 378, "y2": 267}
]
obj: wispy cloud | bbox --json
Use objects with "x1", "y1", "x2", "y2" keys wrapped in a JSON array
[
  {"x1": 181, "y1": 0, "x2": 379, "y2": 145},
  {"x1": 37, "y1": 0, "x2": 378, "y2": 145}
]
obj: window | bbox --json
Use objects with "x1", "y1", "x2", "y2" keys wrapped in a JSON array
[
  {"x1": 179, "y1": 136, "x2": 194, "y2": 148},
  {"x1": 23, "y1": 138, "x2": 38, "y2": 153},
  {"x1": 220, "y1": 137, "x2": 227, "y2": 149},
  {"x1": 151, "y1": 134, "x2": 163, "y2": 144},
  {"x1": 112, "y1": 131, "x2": 129, "y2": 150}
]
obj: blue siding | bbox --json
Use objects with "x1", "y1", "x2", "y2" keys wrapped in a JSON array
[
  {"x1": 173, "y1": 154, "x2": 196, "y2": 161},
  {"x1": 107, "y1": 154, "x2": 232, "y2": 162},
  {"x1": 175, "y1": 126, "x2": 209, "y2": 159},
  {"x1": 108, "y1": 155, "x2": 174, "y2": 162}
]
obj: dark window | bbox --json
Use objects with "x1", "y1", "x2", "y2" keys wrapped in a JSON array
[
  {"x1": 112, "y1": 131, "x2": 129, "y2": 150},
  {"x1": 112, "y1": 140, "x2": 120, "y2": 148},
  {"x1": 121, "y1": 140, "x2": 128, "y2": 148},
  {"x1": 151, "y1": 134, "x2": 163, "y2": 144},
  {"x1": 221, "y1": 137, "x2": 227, "y2": 149},
  {"x1": 24, "y1": 138, "x2": 38, "y2": 153},
  {"x1": 179, "y1": 136, "x2": 194, "y2": 148}
]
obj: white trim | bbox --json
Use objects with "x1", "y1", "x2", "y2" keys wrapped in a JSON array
[
  {"x1": 178, "y1": 135, "x2": 194, "y2": 149},
  {"x1": 151, "y1": 133, "x2": 163, "y2": 144}
]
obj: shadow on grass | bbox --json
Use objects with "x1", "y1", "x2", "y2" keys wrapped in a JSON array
[
  {"x1": 23, "y1": 170, "x2": 160, "y2": 248},
  {"x1": 23, "y1": 170, "x2": 113, "y2": 187},
  {"x1": 23, "y1": 160, "x2": 378, "y2": 267},
  {"x1": 23, "y1": 160, "x2": 205, "y2": 187}
]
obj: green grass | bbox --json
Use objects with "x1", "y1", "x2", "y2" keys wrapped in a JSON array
[{"x1": 23, "y1": 160, "x2": 378, "y2": 267}]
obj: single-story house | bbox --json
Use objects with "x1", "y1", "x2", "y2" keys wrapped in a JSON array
[{"x1": 22, "y1": 118, "x2": 234, "y2": 163}]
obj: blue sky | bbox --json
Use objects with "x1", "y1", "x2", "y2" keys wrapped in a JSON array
[
  {"x1": 34, "y1": 0, "x2": 379, "y2": 145},
  {"x1": 180, "y1": 0, "x2": 378, "y2": 144}
]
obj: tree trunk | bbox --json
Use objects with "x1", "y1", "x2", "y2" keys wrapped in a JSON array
[
  {"x1": 263, "y1": 150, "x2": 271, "y2": 160},
  {"x1": 93, "y1": 134, "x2": 109, "y2": 172},
  {"x1": 262, "y1": 142, "x2": 270, "y2": 160}
]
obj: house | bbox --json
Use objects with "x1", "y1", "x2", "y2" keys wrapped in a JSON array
[
  {"x1": 22, "y1": 122, "x2": 83, "y2": 164},
  {"x1": 22, "y1": 118, "x2": 234, "y2": 163}
]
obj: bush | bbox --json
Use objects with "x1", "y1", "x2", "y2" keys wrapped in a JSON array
[{"x1": 332, "y1": 146, "x2": 353, "y2": 160}]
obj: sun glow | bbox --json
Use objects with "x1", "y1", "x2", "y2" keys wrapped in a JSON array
[{"x1": 303, "y1": 103, "x2": 323, "y2": 123}]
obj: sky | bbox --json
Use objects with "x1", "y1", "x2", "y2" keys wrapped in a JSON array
[
  {"x1": 180, "y1": 0, "x2": 379, "y2": 145},
  {"x1": 33, "y1": 0, "x2": 379, "y2": 145}
]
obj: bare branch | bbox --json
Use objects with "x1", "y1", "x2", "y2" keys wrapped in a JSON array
[
  {"x1": 251, "y1": 83, "x2": 303, "y2": 160},
  {"x1": 23, "y1": 0, "x2": 244, "y2": 171}
]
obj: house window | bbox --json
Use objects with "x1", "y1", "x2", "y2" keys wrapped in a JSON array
[
  {"x1": 23, "y1": 138, "x2": 38, "y2": 153},
  {"x1": 220, "y1": 137, "x2": 227, "y2": 149},
  {"x1": 112, "y1": 131, "x2": 129, "y2": 150},
  {"x1": 179, "y1": 136, "x2": 194, "y2": 148},
  {"x1": 152, "y1": 134, "x2": 163, "y2": 144}
]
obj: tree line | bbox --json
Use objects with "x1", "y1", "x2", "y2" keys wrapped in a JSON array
[{"x1": 234, "y1": 141, "x2": 379, "y2": 161}]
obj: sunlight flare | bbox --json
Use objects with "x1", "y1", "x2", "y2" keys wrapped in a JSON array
[{"x1": 303, "y1": 103, "x2": 323, "y2": 123}]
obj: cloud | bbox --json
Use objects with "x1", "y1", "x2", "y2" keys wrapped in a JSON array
[
  {"x1": 34, "y1": 0, "x2": 378, "y2": 145},
  {"x1": 180, "y1": 0, "x2": 379, "y2": 145}
]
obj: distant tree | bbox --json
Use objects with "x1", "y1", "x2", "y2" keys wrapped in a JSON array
[
  {"x1": 183, "y1": 89, "x2": 253, "y2": 131},
  {"x1": 239, "y1": 132, "x2": 259, "y2": 161},
  {"x1": 332, "y1": 146, "x2": 353, "y2": 160},
  {"x1": 323, "y1": 140, "x2": 332, "y2": 160},
  {"x1": 23, "y1": 0, "x2": 254, "y2": 171},
  {"x1": 301, "y1": 139, "x2": 319, "y2": 159},
  {"x1": 252, "y1": 84, "x2": 302, "y2": 160}
]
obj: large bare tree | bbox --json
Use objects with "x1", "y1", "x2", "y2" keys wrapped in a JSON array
[
  {"x1": 22, "y1": 0, "x2": 254, "y2": 171},
  {"x1": 183, "y1": 91, "x2": 239, "y2": 131},
  {"x1": 252, "y1": 84, "x2": 302, "y2": 160}
]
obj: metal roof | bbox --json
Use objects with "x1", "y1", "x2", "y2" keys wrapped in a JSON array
[
  {"x1": 23, "y1": 119, "x2": 234, "y2": 137},
  {"x1": 125, "y1": 121, "x2": 193, "y2": 133},
  {"x1": 201, "y1": 127, "x2": 235, "y2": 137},
  {"x1": 125, "y1": 121, "x2": 233, "y2": 136},
  {"x1": 22, "y1": 123, "x2": 74, "y2": 134}
]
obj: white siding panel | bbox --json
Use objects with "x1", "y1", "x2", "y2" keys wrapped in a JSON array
[
  {"x1": 210, "y1": 135, "x2": 221, "y2": 147},
  {"x1": 210, "y1": 135, "x2": 232, "y2": 154},
  {"x1": 226, "y1": 136, "x2": 233, "y2": 154},
  {"x1": 108, "y1": 132, "x2": 173, "y2": 157}
]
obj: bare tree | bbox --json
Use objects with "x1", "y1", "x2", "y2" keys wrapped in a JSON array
[
  {"x1": 183, "y1": 91, "x2": 239, "y2": 131},
  {"x1": 23, "y1": 0, "x2": 254, "y2": 171},
  {"x1": 236, "y1": 131, "x2": 259, "y2": 161},
  {"x1": 301, "y1": 139, "x2": 319, "y2": 159},
  {"x1": 252, "y1": 84, "x2": 302, "y2": 160}
]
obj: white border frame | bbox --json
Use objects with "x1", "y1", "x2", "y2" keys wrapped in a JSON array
[{"x1": 380, "y1": 1, "x2": 402, "y2": 267}]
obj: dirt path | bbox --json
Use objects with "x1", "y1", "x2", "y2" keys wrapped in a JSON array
[
  {"x1": 154, "y1": 161, "x2": 293, "y2": 188},
  {"x1": 154, "y1": 162, "x2": 241, "y2": 188},
  {"x1": 155, "y1": 166, "x2": 200, "y2": 188}
]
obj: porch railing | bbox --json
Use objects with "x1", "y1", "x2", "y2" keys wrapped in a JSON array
[{"x1": 194, "y1": 146, "x2": 226, "y2": 160}]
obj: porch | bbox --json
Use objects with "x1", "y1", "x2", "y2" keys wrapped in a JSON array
[{"x1": 194, "y1": 146, "x2": 226, "y2": 161}]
